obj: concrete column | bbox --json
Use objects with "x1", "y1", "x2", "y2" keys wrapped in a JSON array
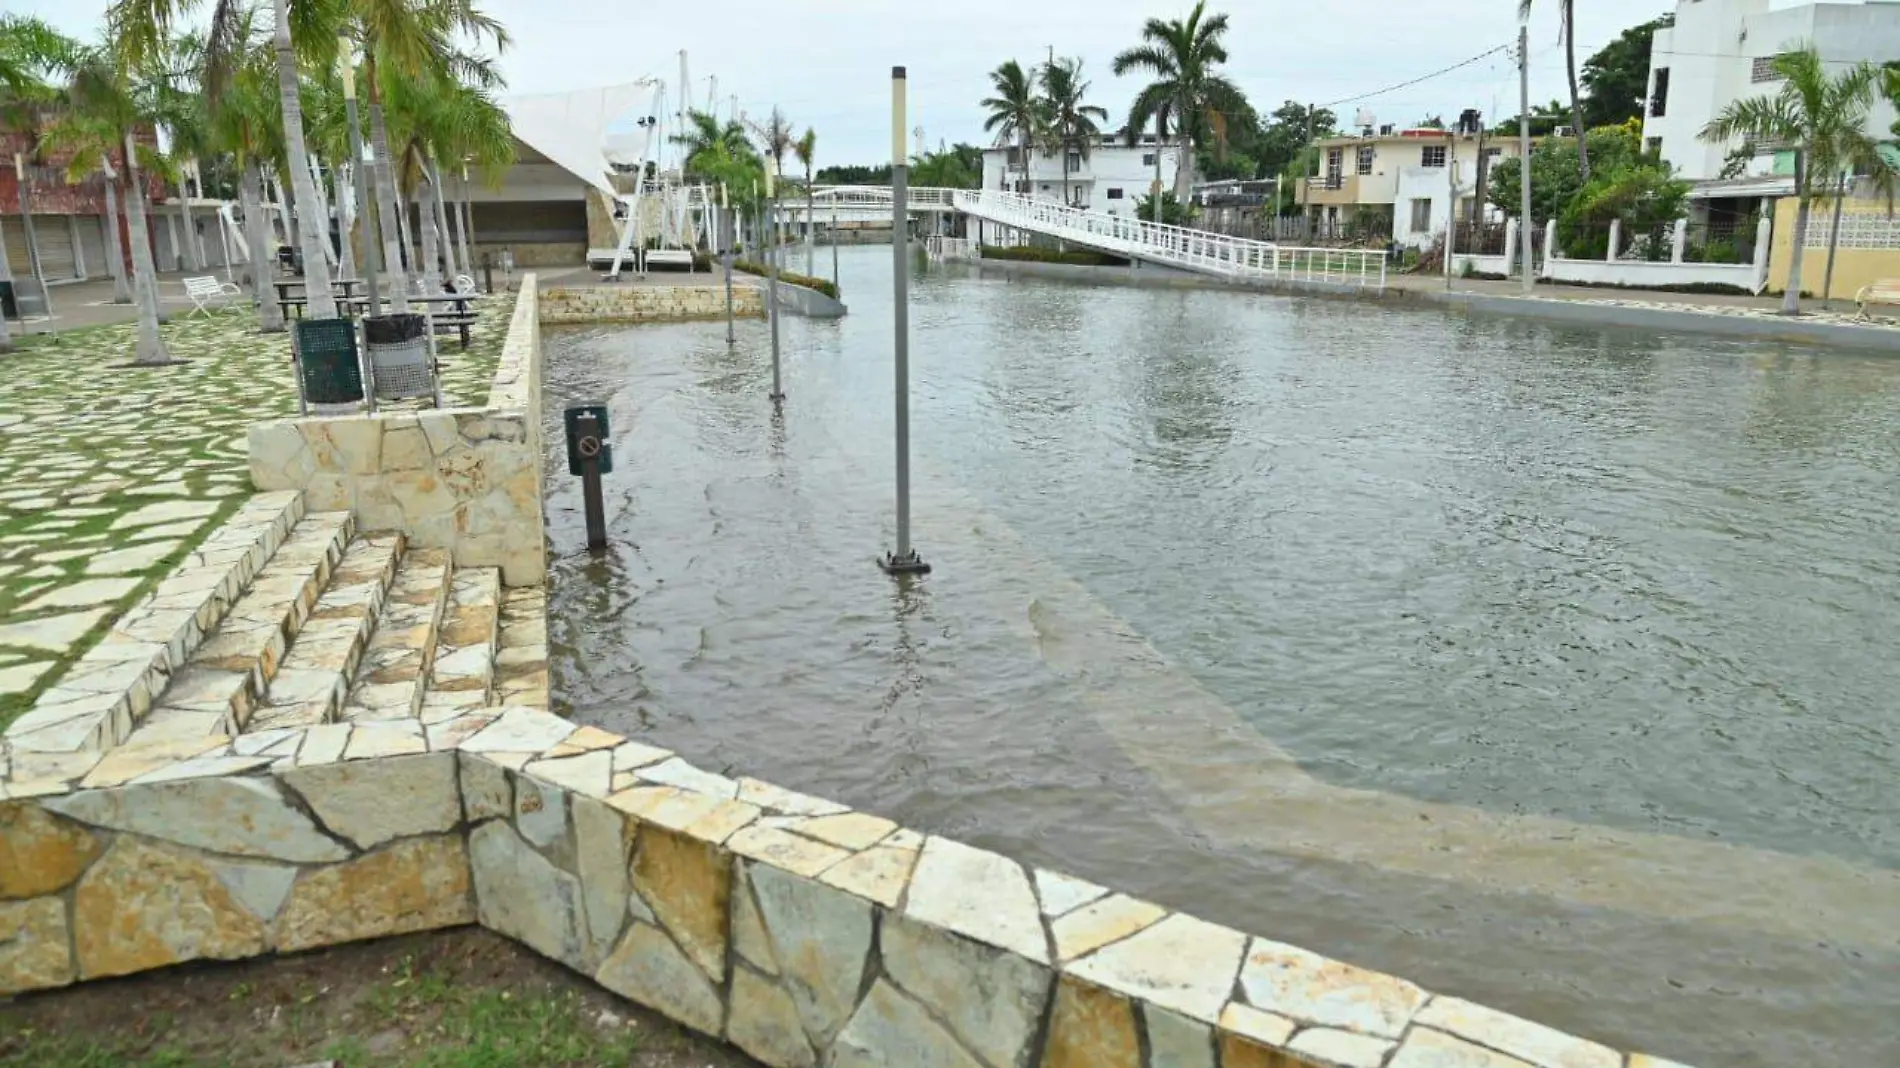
[
  {"x1": 1607, "y1": 219, "x2": 1621, "y2": 262},
  {"x1": 1502, "y1": 218, "x2": 1518, "y2": 277},
  {"x1": 1671, "y1": 218, "x2": 1687, "y2": 263},
  {"x1": 70, "y1": 215, "x2": 86, "y2": 280},
  {"x1": 1543, "y1": 219, "x2": 1557, "y2": 276}
]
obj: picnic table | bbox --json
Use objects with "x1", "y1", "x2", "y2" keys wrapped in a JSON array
[{"x1": 275, "y1": 289, "x2": 484, "y2": 349}]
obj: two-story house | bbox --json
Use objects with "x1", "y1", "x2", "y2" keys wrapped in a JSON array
[
  {"x1": 1299, "y1": 127, "x2": 1520, "y2": 248},
  {"x1": 980, "y1": 133, "x2": 1182, "y2": 218}
]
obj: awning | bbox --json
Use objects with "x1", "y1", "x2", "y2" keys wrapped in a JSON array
[{"x1": 499, "y1": 84, "x2": 654, "y2": 197}]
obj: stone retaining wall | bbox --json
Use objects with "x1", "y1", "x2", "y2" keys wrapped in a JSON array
[
  {"x1": 0, "y1": 703, "x2": 1693, "y2": 1068},
  {"x1": 539, "y1": 283, "x2": 766, "y2": 324},
  {"x1": 246, "y1": 279, "x2": 548, "y2": 587}
]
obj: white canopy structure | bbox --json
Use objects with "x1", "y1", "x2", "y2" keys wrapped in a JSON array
[{"x1": 499, "y1": 83, "x2": 656, "y2": 196}]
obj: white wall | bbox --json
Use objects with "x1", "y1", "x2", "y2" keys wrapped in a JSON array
[
  {"x1": 1646, "y1": 0, "x2": 1900, "y2": 183},
  {"x1": 1386, "y1": 139, "x2": 1496, "y2": 249},
  {"x1": 981, "y1": 138, "x2": 1181, "y2": 216}
]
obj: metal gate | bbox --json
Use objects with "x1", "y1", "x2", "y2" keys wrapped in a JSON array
[{"x1": 33, "y1": 215, "x2": 77, "y2": 280}]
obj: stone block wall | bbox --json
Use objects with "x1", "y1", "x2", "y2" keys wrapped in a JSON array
[
  {"x1": 0, "y1": 706, "x2": 1694, "y2": 1068},
  {"x1": 247, "y1": 280, "x2": 548, "y2": 588},
  {"x1": 539, "y1": 284, "x2": 766, "y2": 324}
]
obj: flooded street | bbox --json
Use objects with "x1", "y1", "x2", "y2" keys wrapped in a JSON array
[{"x1": 542, "y1": 247, "x2": 1900, "y2": 1067}]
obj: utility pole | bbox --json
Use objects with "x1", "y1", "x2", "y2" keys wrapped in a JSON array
[
  {"x1": 721, "y1": 183, "x2": 734, "y2": 345},
  {"x1": 1152, "y1": 111, "x2": 1164, "y2": 227},
  {"x1": 1444, "y1": 129, "x2": 1457, "y2": 289},
  {"x1": 880, "y1": 66, "x2": 928, "y2": 577},
  {"x1": 766, "y1": 157, "x2": 783, "y2": 403},
  {"x1": 1518, "y1": 23, "x2": 1535, "y2": 293}
]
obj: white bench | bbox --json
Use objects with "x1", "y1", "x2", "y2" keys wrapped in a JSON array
[
  {"x1": 183, "y1": 275, "x2": 242, "y2": 316},
  {"x1": 1854, "y1": 279, "x2": 1900, "y2": 319},
  {"x1": 644, "y1": 248, "x2": 696, "y2": 272}
]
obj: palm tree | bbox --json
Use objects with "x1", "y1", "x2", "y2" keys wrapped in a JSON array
[
  {"x1": 1039, "y1": 56, "x2": 1108, "y2": 207},
  {"x1": 0, "y1": 15, "x2": 84, "y2": 351},
  {"x1": 793, "y1": 127, "x2": 816, "y2": 273},
  {"x1": 1700, "y1": 47, "x2": 1897, "y2": 315},
  {"x1": 204, "y1": 11, "x2": 286, "y2": 329},
  {"x1": 672, "y1": 109, "x2": 754, "y2": 176},
  {"x1": 1519, "y1": 0, "x2": 1590, "y2": 180},
  {"x1": 910, "y1": 147, "x2": 979, "y2": 189},
  {"x1": 981, "y1": 59, "x2": 1039, "y2": 194},
  {"x1": 386, "y1": 68, "x2": 511, "y2": 287},
  {"x1": 749, "y1": 107, "x2": 794, "y2": 255},
  {"x1": 1111, "y1": 1, "x2": 1248, "y2": 201},
  {"x1": 43, "y1": 41, "x2": 178, "y2": 364}
]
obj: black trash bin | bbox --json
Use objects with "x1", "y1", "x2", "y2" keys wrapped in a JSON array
[
  {"x1": 363, "y1": 313, "x2": 432, "y2": 400},
  {"x1": 294, "y1": 317, "x2": 365, "y2": 405}
]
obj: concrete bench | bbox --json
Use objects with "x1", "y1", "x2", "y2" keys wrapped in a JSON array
[
  {"x1": 184, "y1": 275, "x2": 242, "y2": 316},
  {"x1": 1854, "y1": 279, "x2": 1900, "y2": 319}
]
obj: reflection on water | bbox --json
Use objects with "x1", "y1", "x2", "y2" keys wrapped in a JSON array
[{"x1": 542, "y1": 248, "x2": 1900, "y2": 1067}]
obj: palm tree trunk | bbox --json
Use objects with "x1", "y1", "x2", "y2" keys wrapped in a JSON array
[
  {"x1": 242, "y1": 160, "x2": 284, "y2": 332},
  {"x1": 101, "y1": 160, "x2": 132, "y2": 303},
  {"x1": 122, "y1": 133, "x2": 173, "y2": 365},
  {"x1": 457, "y1": 168, "x2": 474, "y2": 281},
  {"x1": 1565, "y1": 0, "x2": 1589, "y2": 180},
  {"x1": 335, "y1": 162, "x2": 357, "y2": 283},
  {"x1": 364, "y1": 57, "x2": 408, "y2": 314},
  {"x1": 272, "y1": 0, "x2": 335, "y2": 319},
  {"x1": 428, "y1": 158, "x2": 455, "y2": 282},
  {"x1": 1783, "y1": 152, "x2": 1811, "y2": 316},
  {"x1": 179, "y1": 180, "x2": 204, "y2": 271},
  {"x1": 418, "y1": 166, "x2": 443, "y2": 293},
  {"x1": 1820, "y1": 172, "x2": 1846, "y2": 309}
]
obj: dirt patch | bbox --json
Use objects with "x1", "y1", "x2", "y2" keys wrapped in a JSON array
[{"x1": 0, "y1": 926, "x2": 760, "y2": 1067}]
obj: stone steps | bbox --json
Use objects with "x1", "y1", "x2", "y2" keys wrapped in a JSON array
[
  {"x1": 421, "y1": 567, "x2": 503, "y2": 722},
  {"x1": 495, "y1": 586, "x2": 551, "y2": 709},
  {"x1": 247, "y1": 534, "x2": 405, "y2": 731},
  {"x1": 338, "y1": 549, "x2": 454, "y2": 723},
  {"x1": 3, "y1": 491, "x2": 304, "y2": 752},
  {"x1": 123, "y1": 511, "x2": 354, "y2": 745}
]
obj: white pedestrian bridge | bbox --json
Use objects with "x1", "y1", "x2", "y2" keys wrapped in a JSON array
[{"x1": 796, "y1": 186, "x2": 1387, "y2": 291}]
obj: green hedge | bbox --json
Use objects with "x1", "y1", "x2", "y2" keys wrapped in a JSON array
[
  {"x1": 732, "y1": 259, "x2": 840, "y2": 300},
  {"x1": 978, "y1": 245, "x2": 1128, "y2": 267}
]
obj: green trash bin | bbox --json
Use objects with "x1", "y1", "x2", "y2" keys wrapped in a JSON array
[{"x1": 294, "y1": 317, "x2": 364, "y2": 405}]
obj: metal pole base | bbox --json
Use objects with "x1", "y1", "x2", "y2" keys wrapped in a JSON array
[
  {"x1": 877, "y1": 551, "x2": 931, "y2": 576},
  {"x1": 770, "y1": 391, "x2": 786, "y2": 403}
]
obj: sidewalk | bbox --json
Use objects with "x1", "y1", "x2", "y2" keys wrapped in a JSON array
[{"x1": 1387, "y1": 270, "x2": 1896, "y2": 324}]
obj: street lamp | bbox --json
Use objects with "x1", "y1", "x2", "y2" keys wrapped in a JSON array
[
  {"x1": 766, "y1": 155, "x2": 783, "y2": 402},
  {"x1": 879, "y1": 66, "x2": 928, "y2": 576}
]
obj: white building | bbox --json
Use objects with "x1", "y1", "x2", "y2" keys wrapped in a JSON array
[
  {"x1": 979, "y1": 133, "x2": 1182, "y2": 217},
  {"x1": 1303, "y1": 126, "x2": 1521, "y2": 248},
  {"x1": 1643, "y1": 0, "x2": 1900, "y2": 184}
]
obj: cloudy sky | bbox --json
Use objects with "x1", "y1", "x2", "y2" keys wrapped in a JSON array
[{"x1": 22, "y1": 0, "x2": 1684, "y2": 164}]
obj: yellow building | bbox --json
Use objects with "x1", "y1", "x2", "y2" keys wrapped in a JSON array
[{"x1": 1767, "y1": 194, "x2": 1900, "y2": 300}]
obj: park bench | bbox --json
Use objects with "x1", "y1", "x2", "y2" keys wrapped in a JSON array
[
  {"x1": 645, "y1": 248, "x2": 696, "y2": 271},
  {"x1": 183, "y1": 275, "x2": 242, "y2": 316},
  {"x1": 1854, "y1": 279, "x2": 1900, "y2": 319}
]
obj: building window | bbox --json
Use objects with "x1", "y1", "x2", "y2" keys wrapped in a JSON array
[
  {"x1": 1006, "y1": 147, "x2": 1021, "y2": 167},
  {"x1": 1650, "y1": 67, "x2": 1669, "y2": 117},
  {"x1": 1142, "y1": 153, "x2": 1157, "y2": 167},
  {"x1": 1645, "y1": 136, "x2": 1663, "y2": 157},
  {"x1": 1751, "y1": 55, "x2": 1784, "y2": 83},
  {"x1": 1106, "y1": 187, "x2": 1125, "y2": 199},
  {"x1": 1483, "y1": 146, "x2": 1503, "y2": 159},
  {"x1": 1039, "y1": 184, "x2": 1051, "y2": 192},
  {"x1": 1421, "y1": 144, "x2": 1447, "y2": 168},
  {"x1": 1410, "y1": 197, "x2": 1432, "y2": 233},
  {"x1": 1067, "y1": 152, "x2": 1082, "y2": 172},
  {"x1": 1356, "y1": 146, "x2": 1375, "y2": 175}
]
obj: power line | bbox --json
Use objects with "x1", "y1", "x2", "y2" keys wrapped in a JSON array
[{"x1": 1318, "y1": 44, "x2": 1514, "y2": 110}]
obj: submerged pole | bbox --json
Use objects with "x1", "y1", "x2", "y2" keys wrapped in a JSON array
[
  {"x1": 722, "y1": 183, "x2": 734, "y2": 345},
  {"x1": 767, "y1": 158, "x2": 783, "y2": 403},
  {"x1": 880, "y1": 66, "x2": 928, "y2": 576}
]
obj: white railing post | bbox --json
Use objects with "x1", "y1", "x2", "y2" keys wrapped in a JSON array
[{"x1": 1607, "y1": 219, "x2": 1621, "y2": 262}]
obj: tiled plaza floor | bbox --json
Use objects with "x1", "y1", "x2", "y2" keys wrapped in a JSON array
[{"x1": 0, "y1": 295, "x2": 514, "y2": 730}]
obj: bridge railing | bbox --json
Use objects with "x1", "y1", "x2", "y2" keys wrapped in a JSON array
[
  {"x1": 810, "y1": 185, "x2": 958, "y2": 211},
  {"x1": 953, "y1": 189, "x2": 1387, "y2": 290}
]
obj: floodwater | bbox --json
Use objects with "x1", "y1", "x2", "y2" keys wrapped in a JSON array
[{"x1": 542, "y1": 246, "x2": 1900, "y2": 1068}]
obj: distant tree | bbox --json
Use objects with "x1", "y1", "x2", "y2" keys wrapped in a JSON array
[
  {"x1": 1414, "y1": 114, "x2": 1446, "y2": 130},
  {"x1": 1255, "y1": 100, "x2": 1335, "y2": 178},
  {"x1": 816, "y1": 162, "x2": 892, "y2": 185},
  {"x1": 1491, "y1": 98, "x2": 1571, "y2": 137},
  {"x1": 1133, "y1": 189, "x2": 1194, "y2": 226},
  {"x1": 1038, "y1": 56, "x2": 1108, "y2": 206},
  {"x1": 1581, "y1": 14, "x2": 1673, "y2": 128},
  {"x1": 1112, "y1": 0, "x2": 1248, "y2": 199},
  {"x1": 911, "y1": 146, "x2": 979, "y2": 189},
  {"x1": 981, "y1": 59, "x2": 1041, "y2": 193}
]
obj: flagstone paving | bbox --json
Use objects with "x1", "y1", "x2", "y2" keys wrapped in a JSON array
[{"x1": 0, "y1": 298, "x2": 516, "y2": 731}]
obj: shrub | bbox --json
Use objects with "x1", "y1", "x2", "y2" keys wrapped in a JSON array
[
  {"x1": 732, "y1": 259, "x2": 840, "y2": 300},
  {"x1": 978, "y1": 245, "x2": 1128, "y2": 267}
]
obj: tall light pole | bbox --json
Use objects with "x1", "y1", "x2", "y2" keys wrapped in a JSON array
[
  {"x1": 880, "y1": 66, "x2": 928, "y2": 576},
  {"x1": 340, "y1": 37, "x2": 380, "y2": 315},
  {"x1": 766, "y1": 156, "x2": 783, "y2": 403},
  {"x1": 1518, "y1": 22, "x2": 1535, "y2": 293}
]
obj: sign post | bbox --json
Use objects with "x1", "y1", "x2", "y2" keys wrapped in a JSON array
[{"x1": 564, "y1": 405, "x2": 613, "y2": 553}]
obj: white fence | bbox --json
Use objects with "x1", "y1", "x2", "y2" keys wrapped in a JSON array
[
  {"x1": 1452, "y1": 217, "x2": 1770, "y2": 294},
  {"x1": 952, "y1": 189, "x2": 1387, "y2": 290}
]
